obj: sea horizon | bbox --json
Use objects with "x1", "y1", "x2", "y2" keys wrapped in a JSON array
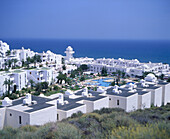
[{"x1": 2, "y1": 38, "x2": 170, "y2": 64}]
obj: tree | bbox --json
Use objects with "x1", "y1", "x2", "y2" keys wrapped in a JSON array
[
  {"x1": 4, "y1": 62, "x2": 8, "y2": 69},
  {"x1": 121, "y1": 72, "x2": 126, "y2": 78},
  {"x1": 160, "y1": 74, "x2": 164, "y2": 80},
  {"x1": 62, "y1": 65, "x2": 66, "y2": 70},
  {"x1": 112, "y1": 72, "x2": 117, "y2": 76},
  {"x1": 33, "y1": 55, "x2": 42, "y2": 66},
  {"x1": 110, "y1": 81, "x2": 115, "y2": 86},
  {"x1": 167, "y1": 77, "x2": 170, "y2": 82},
  {"x1": 35, "y1": 83, "x2": 42, "y2": 93},
  {"x1": 101, "y1": 67, "x2": 107, "y2": 76},
  {"x1": 70, "y1": 72, "x2": 76, "y2": 78},
  {"x1": 12, "y1": 59, "x2": 18, "y2": 68},
  {"x1": 116, "y1": 70, "x2": 122, "y2": 84},
  {"x1": 41, "y1": 82, "x2": 49, "y2": 89},
  {"x1": 80, "y1": 76, "x2": 85, "y2": 81},
  {"x1": 6, "y1": 50, "x2": 11, "y2": 56},
  {"x1": 7, "y1": 60, "x2": 12, "y2": 68},
  {"x1": 3, "y1": 79, "x2": 13, "y2": 96},
  {"x1": 62, "y1": 57, "x2": 65, "y2": 64},
  {"x1": 29, "y1": 80, "x2": 35, "y2": 89},
  {"x1": 57, "y1": 72, "x2": 67, "y2": 84},
  {"x1": 80, "y1": 64, "x2": 88, "y2": 71},
  {"x1": 65, "y1": 78, "x2": 72, "y2": 85}
]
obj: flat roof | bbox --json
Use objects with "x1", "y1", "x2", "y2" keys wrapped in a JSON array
[
  {"x1": 57, "y1": 103, "x2": 85, "y2": 111},
  {"x1": 6, "y1": 96, "x2": 57, "y2": 113},
  {"x1": 106, "y1": 88, "x2": 137, "y2": 97},
  {"x1": 136, "y1": 83, "x2": 161, "y2": 90},
  {"x1": 157, "y1": 81, "x2": 170, "y2": 85}
]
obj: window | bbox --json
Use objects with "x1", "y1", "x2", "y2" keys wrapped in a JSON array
[
  {"x1": 19, "y1": 116, "x2": 22, "y2": 124},
  {"x1": 109, "y1": 98, "x2": 111, "y2": 101},
  {"x1": 57, "y1": 114, "x2": 59, "y2": 120},
  {"x1": 117, "y1": 100, "x2": 119, "y2": 105},
  {"x1": 37, "y1": 78, "x2": 39, "y2": 80},
  {"x1": 30, "y1": 72, "x2": 31, "y2": 74},
  {"x1": 10, "y1": 113, "x2": 12, "y2": 116}
]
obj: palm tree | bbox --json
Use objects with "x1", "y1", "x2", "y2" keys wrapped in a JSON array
[
  {"x1": 3, "y1": 79, "x2": 13, "y2": 96},
  {"x1": 115, "y1": 70, "x2": 122, "y2": 85},
  {"x1": 121, "y1": 72, "x2": 126, "y2": 78},
  {"x1": 33, "y1": 55, "x2": 42, "y2": 67},
  {"x1": 57, "y1": 72, "x2": 67, "y2": 84},
  {"x1": 35, "y1": 83, "x2": 42, "y2": 93},
  {"x1": 29, "y1": 80, "x2": 35, "y2": 89},
  {"x1": 6, "y1": 50, "x2": 11, "y2": 56},
  {"x1": 7, "y1": 60, "x2": 12, "y2": 68},
  {"x1": 4, "y1": 62, "x2": 8, "y2": 69},
  {"x1": 13, "y1": 59, "x2": 18, "y2": 68},
  {"x1": 12, "y1": 51, "x2": 16, "y2": 56}
]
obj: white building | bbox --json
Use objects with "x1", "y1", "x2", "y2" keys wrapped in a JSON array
[
  {"x1": 65, "y1": 46, "x2": 75, "y2": 62},
  {"x1": 38, "y1": 50, "x2": 63, "y2": 65},
  {"x1": 0, "y1": 69, "x2": 27, "y2": 96},
  {"x1": 69, "y1": 56, "x2": 170, "y2": 77},
  {"x1": 0, "y1": 94, "x2": 57, "y2": 129},
  {"x1": 26, "y1": 67, "x2": 54, "y2": 85},
  {"x1": 1, "y1": 75, "x2": 170, "y2": 129},
  {"x1": 11, "y1": 47, "x2": 36, "y2": 62},
  {"x1": 0, "y1": 41, "x2": 10, "y2": 57}
]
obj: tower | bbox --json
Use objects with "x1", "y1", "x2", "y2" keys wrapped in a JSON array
[{"x1": 64, "y1": 46, "x2": 75, "y2": 61}]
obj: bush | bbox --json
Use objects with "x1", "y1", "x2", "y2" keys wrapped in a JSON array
[
  {"x1": 54, "y1": 123, "x2": 82, "y2": 139},
  {"x1": 111, "y1": 122, "x2": 170, "y2": 139},
  {"x1": 71, "y1": 111, "x2": 83, "y2": 118}
]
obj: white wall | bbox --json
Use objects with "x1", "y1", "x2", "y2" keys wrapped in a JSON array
[
  {"x1": 107, "y1": 95, "x2": 126, "y2": 110},
  {"x1": 5, "y1": 109, "x2": 30, "y2": 128},
  {"x1": 151, "y1": 87, "x2": 162, "y2": 107},
  {"x1": 138, "y1": 92, "x2": 151, "y2": 109},
  {"x1": 0, "y1": 107, "x2": 6, "y2": 129},
  {"x1": 82, "y1": 100, "x2": 94, "y2": 113},
  {"x1": 126, "y1": 94, "x2": 138, "y2": 112},
  {"x1": 57, "y1": 105, "x2": 86, "y2": 121},
  {"x1": 57, "y1": 110, "x2": 67, "y2": 121},
  {"x1": 93, "y1": 97, "x2": 109, "y2": 110},
  {"x1": 30, "y1": 106, "x2": 57, "y2": 126},
  {"x1": 163, "y1": 83, "x2": 170, "y2": 105}
]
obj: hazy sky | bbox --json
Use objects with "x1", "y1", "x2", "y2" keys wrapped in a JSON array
[{"x1": 0, "y1": 0, "x2": 170, "y2": 40}]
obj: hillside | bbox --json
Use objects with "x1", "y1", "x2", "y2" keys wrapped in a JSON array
[{"x1": 0, "y1": 104, "x2": 170, "y2": 139}]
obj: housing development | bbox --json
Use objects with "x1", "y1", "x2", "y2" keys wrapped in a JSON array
[{"x1": 0, "y1": 40, "x2": 170, "y2": 129}]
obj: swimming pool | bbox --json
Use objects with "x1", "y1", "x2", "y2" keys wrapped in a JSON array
[{"x1": 92, "y1": 78, "x2": 112, "y2": 87}]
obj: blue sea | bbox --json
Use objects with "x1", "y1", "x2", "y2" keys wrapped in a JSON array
[{"x1": 2, "y1": 39, "x2": 170, "y2": 64}]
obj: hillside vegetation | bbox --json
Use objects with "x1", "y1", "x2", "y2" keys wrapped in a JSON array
[{"x1": 0, "y1": 104, "x2": 170, "y2": 139}]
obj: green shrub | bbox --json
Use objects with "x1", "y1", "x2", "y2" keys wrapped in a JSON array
[
  {"x1": 20, "y1": 125, "x2": 38, "y2": 132},
  {"x1": 54, "y1": 122, "x2": 82, "y2": 139},
  {"x1": 110, "y1": 122, "x2": 170, "y2": 139}
]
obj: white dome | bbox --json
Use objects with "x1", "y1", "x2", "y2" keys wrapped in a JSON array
[
  {"x1": 39, "y1": 94, "x2": 45, "y2": 97},
  {"x1": 145, "y1": 73, "x2": 157, "y2": 82},
  {"x1": 4, "y1": 97, "x2": 10, "y2": 101},
  {"x1": 46, "y1": 50, "x2": 52, "y2": 54},
  {"x1": 66, "y1": 46, "x2": 73, "y2": 51},
  {"x1": 146, "y1": 73, "x2": 155, "y2": 79}
]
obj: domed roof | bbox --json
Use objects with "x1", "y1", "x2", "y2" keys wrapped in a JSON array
[
  {"x1": 4, "y1": 97, "x2": 10, "y2": 101},
  {"x1": 145, "y1": 73, "x2": 157, "y2": 82},
  {"x1": 66, "y1": 46, "x2": 73, "y2": 51},
  {"x1": 46, "y1": 50, "x2": 52, "y2": 54},
  {"x1": 39, "y1": 94, "x2": 45, "y2": 97},
  {"x1": 146, "y1": 73, "x2": 155, "y2": 79}
]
